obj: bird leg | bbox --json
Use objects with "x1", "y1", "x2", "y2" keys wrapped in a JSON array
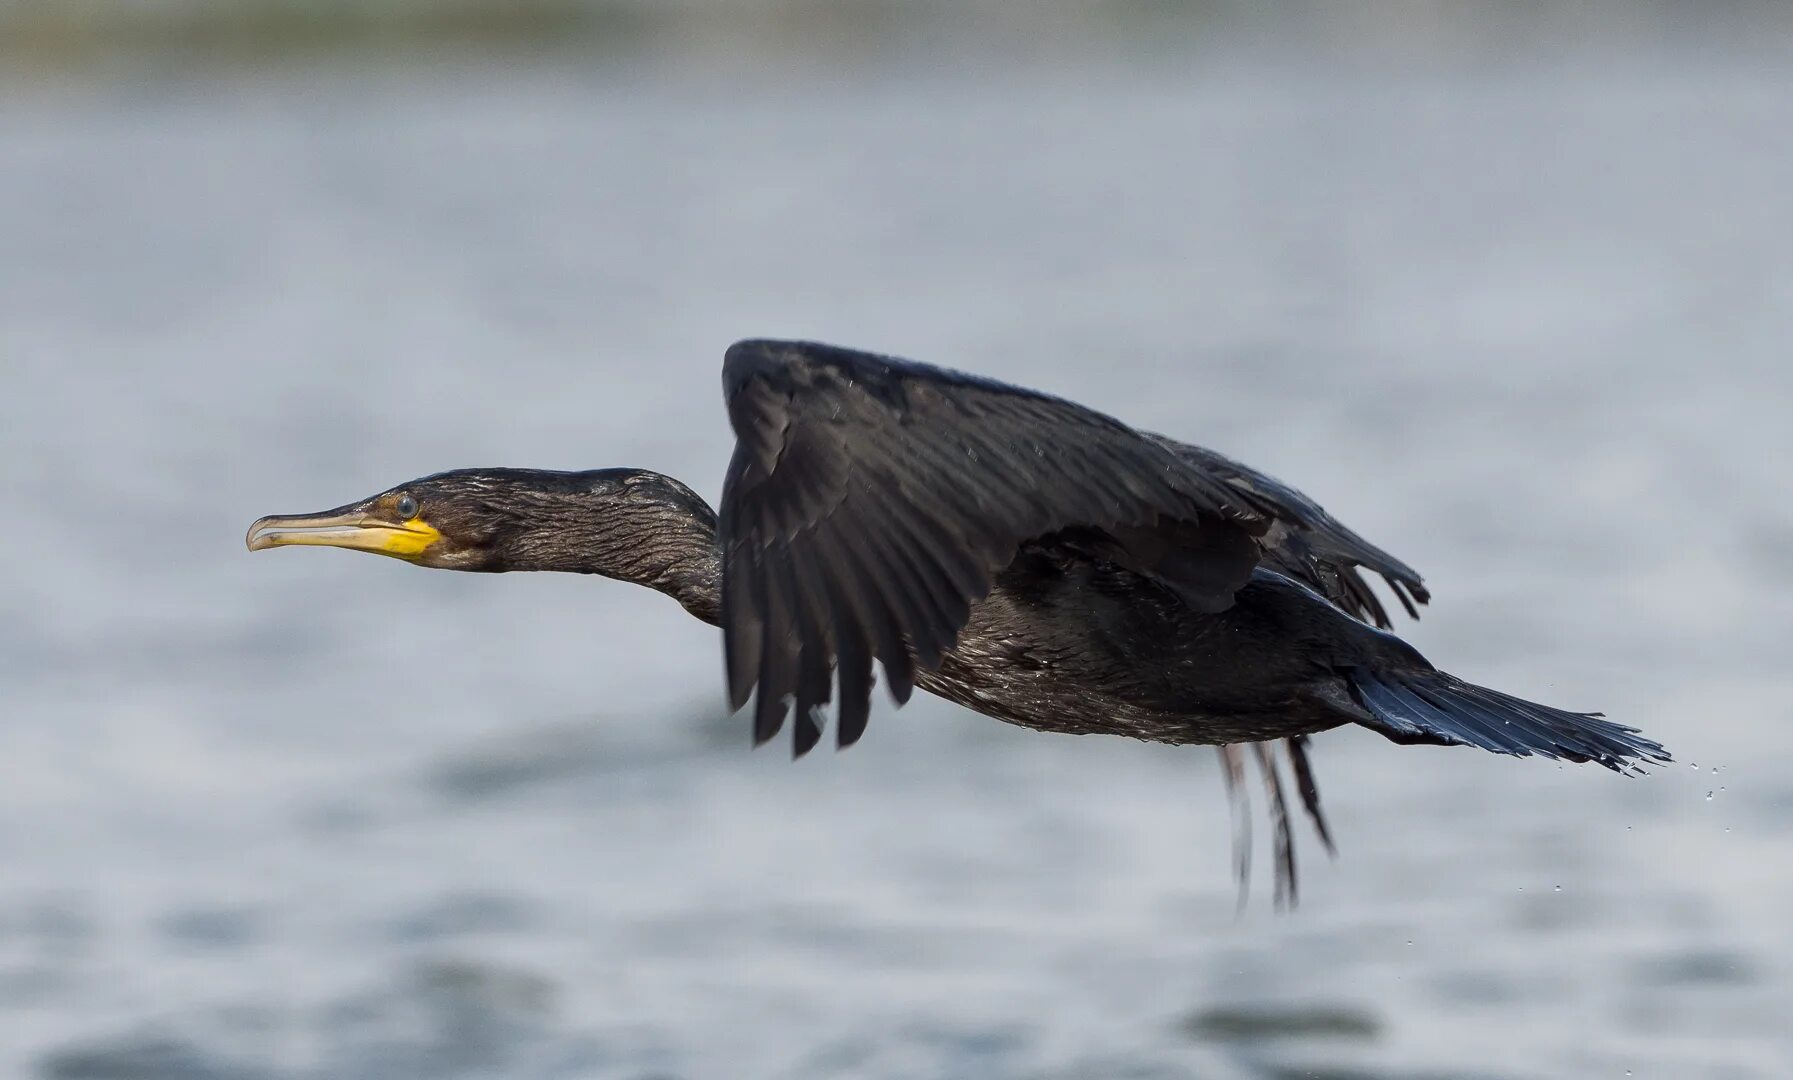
[
  {"x1": 1251, "y1": 742, "x2": 1297, "y2": 910},
  {"x1": 1218, "y1": 738, "x2": 1338, "y2": 909},
  {"x1": 1285, "y1": 734, "x2": 1336, "y2": 857},
  {"x1": 1216, "y1": 745, "x2": 1251, "y2": 909}
]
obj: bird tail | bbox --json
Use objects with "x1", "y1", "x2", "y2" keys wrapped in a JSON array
[{"x1": 1346, "y1": 667, "x2": 1671, "y2": 774}]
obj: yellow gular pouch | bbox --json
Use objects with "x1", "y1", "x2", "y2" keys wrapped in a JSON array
[{"x1": 375, "y1": 518, "x2": 442, "y2": 561}]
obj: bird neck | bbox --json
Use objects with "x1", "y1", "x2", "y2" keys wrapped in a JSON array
[{"x1": 508, "y1": 475, "x2": 723, "y2": 626}]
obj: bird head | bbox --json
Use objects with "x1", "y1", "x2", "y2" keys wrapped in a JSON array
[{"x1": 245, "y1": 467, "x2": 713, "y2": 574}]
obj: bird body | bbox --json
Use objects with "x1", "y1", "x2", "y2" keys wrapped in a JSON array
[
  {"x1": 710, "y1": 341, "x2": 1660, "y2": 770},
  {"x1": 247, "y1": 338, "x2": 1669, "y2": 901},
  {"x1": 926, "y1": 555, "x2": 1353, "y2": 746}
]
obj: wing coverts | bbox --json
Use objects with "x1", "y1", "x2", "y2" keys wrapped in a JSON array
[{"x1": 718, "y1": 339, "x2": 1274, "y2": 754}]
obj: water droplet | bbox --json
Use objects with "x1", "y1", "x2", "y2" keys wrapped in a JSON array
[
  {"x1": 1406, "y1": 940, "x2": 1413, "y2": 947},
  {"x1": 1554, "y1": 885, "x2": 1562, "y2": 892},
  {"x1": 1706, "y1": 791, "x2": 1714, "y2": 801},
  {"x1": 1711, "y1": 766, "x2": 1719, "y2": 774}
]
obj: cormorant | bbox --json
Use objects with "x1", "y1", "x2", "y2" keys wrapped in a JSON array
[{"x1": 247, "y1": 339, "x2": 1669, "y2": 904}]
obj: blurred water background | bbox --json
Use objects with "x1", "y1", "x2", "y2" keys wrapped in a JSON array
[{"x1": 2, "y1": 2, "x2": 1791, "y2": 1078}]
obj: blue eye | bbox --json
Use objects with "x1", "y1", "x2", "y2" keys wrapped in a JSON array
[{"x1": 396, "y1": 495, "x2": 419, "y2": 519}]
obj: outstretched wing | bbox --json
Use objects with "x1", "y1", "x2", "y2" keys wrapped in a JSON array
[
  {"x1": 718, "y1": 339, "x2": 1276, "y2": 756},
  {"x1": 1149, "y1": 437, "x2": 1430, "y2": 630}
]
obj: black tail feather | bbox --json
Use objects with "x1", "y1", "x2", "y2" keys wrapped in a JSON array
[{"x1": 1349, "y1": 668, "x2": 1671, "y2": 774}]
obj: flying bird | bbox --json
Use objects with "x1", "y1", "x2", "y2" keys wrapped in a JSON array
[{"x1": 247, "y1": 339, "x2": 1669, "y2": 904}]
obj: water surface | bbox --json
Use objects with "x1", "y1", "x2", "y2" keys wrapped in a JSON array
[{"x1": 1, "y1": 49, "x2": 1790, "y2": 1079}]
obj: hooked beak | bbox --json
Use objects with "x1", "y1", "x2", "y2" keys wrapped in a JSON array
[{"x1": 245, "y1": 507, "x2": 441, "y2": 561}]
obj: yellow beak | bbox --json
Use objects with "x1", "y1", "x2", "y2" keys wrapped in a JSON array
[{"x1": 245, "y1": 509, "x2": 441, "y2": 561}]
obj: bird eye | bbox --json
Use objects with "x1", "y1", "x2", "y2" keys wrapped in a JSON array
[{"x1": 395, "y1": 495, "x2": 419, "y2": 519}]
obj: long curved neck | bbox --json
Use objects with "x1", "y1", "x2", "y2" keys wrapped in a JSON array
[
  {"x1": 502, "y1": 473, "x2": 723, "y2": 626},
  {"x1": 597, "y1": 511, "x2": 722, "y2": 627}
]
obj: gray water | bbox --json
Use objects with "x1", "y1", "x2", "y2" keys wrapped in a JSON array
[{"x1": 2, "y1": 47, "x2": 1791, "y2": 1080}]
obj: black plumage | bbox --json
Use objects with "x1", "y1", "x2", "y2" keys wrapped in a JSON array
[
  {"x1": 248, "y1": 338, "x2": 1670, "y2": 903},
  {"x1": 716, "y1": 341, "x2": 1657, "y2": 760}
]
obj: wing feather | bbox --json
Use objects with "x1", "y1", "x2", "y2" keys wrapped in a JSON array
[
  {"x1": 1148, "y1": 435, "x2": 1430, "y2": 629},
  {"x1": 825, "y1": 528, "x2": 917, "y2": 705},
  {"x1": 719, "y1": 339, "x2": 1271, "y2": 749},
  {"x1": 752, "y1": 552, "x2": 798, "y2": 745}
]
